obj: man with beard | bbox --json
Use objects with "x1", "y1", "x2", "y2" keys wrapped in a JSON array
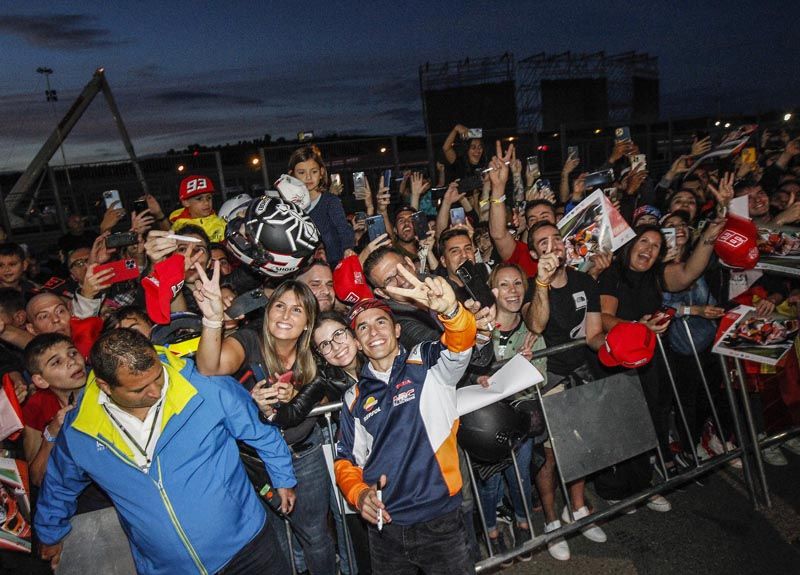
[
  {"x1": 392, "y1": 206, "x2": 419, "y2": 261},
  {"x1": 297, "y1": 259, "x2": 335, "y2": 312},
  {"x1": 524, "y1": 221, "x2": 607, "y2": 561}
]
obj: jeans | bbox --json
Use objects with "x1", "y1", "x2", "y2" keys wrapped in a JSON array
[
  {"x1": 475, "y1": 438, "x2": 534, "y2": 530},
  {"x1": 217, "y1": 518, "x2": 290, "y2": 575},
  {"x1": 288, "y1": 426, "x2": 337, "y2": 575},
  {"x1": 368, "y1": 509, "x2": 474, "y2": 575}
]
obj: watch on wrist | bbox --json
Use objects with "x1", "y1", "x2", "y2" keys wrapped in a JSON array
[
  {"x1": 43, "y1": 426, "x2": 57, "y2": 443},
  {"x1": 683, "y1": 306, "x2": 692, "y2": 317}
]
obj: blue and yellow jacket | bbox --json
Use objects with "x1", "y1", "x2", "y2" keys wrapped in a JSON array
[
  {"x1": 334, "y1": 305, "x2": 475, "y2": 525},
  {"x1": 34, "y1": 352, "x2": 296, "y2": 575}
]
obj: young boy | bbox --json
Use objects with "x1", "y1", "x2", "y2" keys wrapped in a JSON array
[
  {"x1": 0, "y1": 242, "x2": 38, "y2": 299},
  {"x1": 22, "y1": 333, "x2": 87, "y2": 487},
  {"x1": 168, "y1": 175, "x2": 226, "y2": 242}
]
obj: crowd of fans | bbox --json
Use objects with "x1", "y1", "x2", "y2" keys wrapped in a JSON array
[{"x1": 1, "y1": 123, "x2": 800, "y2": 574}]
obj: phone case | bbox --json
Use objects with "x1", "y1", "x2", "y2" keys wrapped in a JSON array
[{"x1": 95, "y1": 259, "x2": 140, "y2": 284}]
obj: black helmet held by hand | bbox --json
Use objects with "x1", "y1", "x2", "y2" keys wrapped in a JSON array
[
  {"x1": 457, "y1": 401, "x2": 530, "y2": 464},
  {"x1": 225, "y1": 195, "x2": 320, "y2": 277}
]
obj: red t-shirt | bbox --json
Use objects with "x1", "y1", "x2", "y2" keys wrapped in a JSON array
[
  {"x1": 22, "y1": 388, "x2": 61, "y2": 432},
  {"x1": 506, "y1": 240, "x2": 538, "y2": 278}
]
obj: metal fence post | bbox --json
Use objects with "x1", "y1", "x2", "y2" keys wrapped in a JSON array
[
  {"x1": 656, "y1": 335, "x2": 700, "y2": 467},
  {"x1": 323, "y1": 411, "x2": 356, "y2": 575},
  {"x1": 463, "y1": 450, "x2": 495, "y2": 557},
  {"x1": 718, "y1": 356, "x2": 759, "y2": 508},
  {"x1": 214, "y1": 151, "x2": 227, "y2": 200},
  {"x1": 732, "y1": 357, "x2": 772, "y2": 508}
]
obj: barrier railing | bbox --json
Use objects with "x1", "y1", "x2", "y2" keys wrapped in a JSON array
[{"x1": 293, "y1": 329, "x2": 797, "y2": 573}]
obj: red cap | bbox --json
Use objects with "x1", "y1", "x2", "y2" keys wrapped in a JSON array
[
  {"x1": 70, "y1": 316, "x2": 104, "y2": 359},
  {"x1": 142, "y1": 255, "x2": 186, "y2": 324},
  {"x1": 179, "y1": 175, "x2": 216, "y2": 201},
  {"x1": 598, "y1": 321, "x2": 656, "y2": 368},
  {"x1": 714, "y1": 215, "x2": 759, "y2": 270},
  {"x1": 347, "y1": 298, "x2": 393, "y2": 329},
  {"x1": 333, "y1": 255, "x2": 374, "y2": 304}
]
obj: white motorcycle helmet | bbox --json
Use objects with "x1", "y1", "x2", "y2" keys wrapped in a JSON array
[
  {"x1": 218, "y1": 193, "x2": 253, "y2": 222},
  {"x1": 275, "y1": 174, "x2": 311, "y2": 211}
]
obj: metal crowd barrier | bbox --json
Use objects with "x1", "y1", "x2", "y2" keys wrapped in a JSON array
[{"x1": 295, "y1": 325, "x2": 798, "y2": 573}]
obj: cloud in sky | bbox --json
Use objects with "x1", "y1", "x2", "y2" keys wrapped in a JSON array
[{"x1": 0, "y1": 13, "x2": 127, "y2": 50}]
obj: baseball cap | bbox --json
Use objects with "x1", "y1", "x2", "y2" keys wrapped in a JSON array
[
  {"x1": 179, "y1": 175, "x2": 216, "y2": 201},
  {"x1": 392, "y1": 204, "x2": 416, "y2": 225},
  {"x1": 632, "y1": 205, "x2": 662, "y2": 226},
  {"x1": 347, "y1": 298, "x2": 394, "y2": 329},
  {"x1": 598, "y1": 321, "x2": 656, "y2": 368},
  {"x1": 142, "y1": 254, "x2": 186, "y2": 324},
  {"x1": 714, "y1": 215, "x2": 759, "y2": 270},
  {"x1": 333, "y1": 255, "x2": 374, "y2": 304}
]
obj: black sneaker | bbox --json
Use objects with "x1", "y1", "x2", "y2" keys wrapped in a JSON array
[
  {"x1": 489, "y1": 534, "x2": 514, "y2": 567},
  {"x1": 496, "y1": 502, "x2": 514, "y2": 524},
  {"x1": 513, "y1": 524, "x2": 533, "y2": 562}
]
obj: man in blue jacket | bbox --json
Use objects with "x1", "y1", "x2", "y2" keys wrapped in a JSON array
[{"x1": 34, "y1": 328, "x2": 296, "y2": 575}]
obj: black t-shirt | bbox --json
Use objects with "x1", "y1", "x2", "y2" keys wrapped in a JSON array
[
  {"x1": 231, "y1": 328, "x2": 317, "y2": 446},
  {"x1": 542, "y1": 268, "x2": 601, "y2": 375},
  {"x1": 597, "y1": 264, "x2": 662, "y2": 322}
]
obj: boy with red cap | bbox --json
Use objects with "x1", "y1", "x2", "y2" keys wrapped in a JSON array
[{"x1": 169, "y1": 175, "x2": 227, "y2": 242}]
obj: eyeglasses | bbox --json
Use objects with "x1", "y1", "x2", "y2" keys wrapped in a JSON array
[
  {"x1": 316, "y1": 328, "x2": 350, "y2": 355},
  {"x1": 69, "y1": 258, "x2": 89, "y2": 269}
]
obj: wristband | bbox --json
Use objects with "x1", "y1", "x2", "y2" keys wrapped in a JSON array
[
  {"x1": 683, "y1": 306, "x2": 692, "y2": 317},
  {"x1": 439, "y1": 303, "x2": 461, "y2": 320},
  {"x1": 43, "y1": 426, "x2": 57, "y2": 443},
  {"x1": 202, "y1": 317, "x2": 223, "y2": 329},
  {"x1": 535, "y1": 279, "x2": 551, "y2": 290}
]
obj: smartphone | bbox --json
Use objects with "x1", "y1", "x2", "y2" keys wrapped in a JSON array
[
  {"x1": 382, "y1": 169, "x2": 393, "y2": 191},
  {"x1": 133, "y1": 198, "x2": 148, "y2": 214},
  {"x1": 102, "y1": 190, "x2": 123, "y2": 210},
  {"x1": 455, "y1": 260, "x2": 495, "y2": 309},
  {"x1": 352, "y1": 172, "x2": 367, "y2": 198},
  {"x1": 366, "y1": 215, "x2": 386, "y2": 241},
  {"x1": 630, "y1": 154, "x2": 647, "y2": 171},
  {"x1": 411, "y1": 211, "x2": 428, "y2": 240},
  {"x1": 354, "y1": 211, "x2": 367, "y2": 224},
  {"x1": 251, "y1": 362, "x2": 268, "y2": 387},
  {"x1": 106, "y1": 231, "x2": 138, "y2": 248},
  {"x1": 94, "y1": 259, "x2": 140, "y2": 284},
  {"x1": 526, "y1": 156, "x2": 540, "y2": 180},
  {"x1": 615, "y1": 126, "x2": 631, "y2": 142},
  {"x1": 227, "y1": 288, "x2": 268, "y2": 318},
  {"x1": 741, "y1": 147, "x2": 757, "y2": 165},
  {"x1": 450, "y1": 207, "x2": 466, "y2": 226},
  {"x1": 584, "y1": 169, "x2": 615, "y2": 189},
  {"x1": 457, "y1": 174, "x2": 482, "y2": 194},
  {"x1": 515, "y1": 200, "x2": 527, "y2": 213},
  {"x1": 467, "y1": 128, "x2": 483, "y2": 139},
  {"x1": 655, "y1": 306, "x2": 677, "y2": 326},
  {"x1": 568, "y1": 146, "x2": 580, "y2": 161},
  {"x1": 330, "y1": 173, "x2": 342, "y2": 187}
]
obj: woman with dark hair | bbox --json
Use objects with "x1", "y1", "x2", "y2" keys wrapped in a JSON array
[
  {"x1": 441, "y1": 123, "x2": 487, "y2": 182},
  {"x1": 192, "y1": 265, "x2": 337, "y2": 575},
  {"x1": 288, "y1": 145, "x2": 354, "y2": 267},
  {"x1": 595, "y1": 218, "x2": 726, "y2": 508}
]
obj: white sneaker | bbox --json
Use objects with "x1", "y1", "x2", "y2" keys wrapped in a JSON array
[
  {"x1": 544, "y1": 520, "x2": 570, "y2": 561},
  {"x1": 781, "y1": 435, "x2": 800, "y2": 456},
  {"x1": 707, "y1": 434, "x2": 743, "y2": 469},
  {"x1": 646, "y1": 495, "x2": 672, "y2": 512},
  {"x1": 759, "y1": 433, "x2": 789, "y2": 466},
  {"x1": 561, "y1": 505, "x2": 607, "y2": 543},
  {"x1": 606, "y1": 499, "x2": 636, "y2": 515}
]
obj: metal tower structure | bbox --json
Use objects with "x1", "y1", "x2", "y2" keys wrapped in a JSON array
[{"x1": 516, "y1": 51, "x2": 659, "y2": 133}]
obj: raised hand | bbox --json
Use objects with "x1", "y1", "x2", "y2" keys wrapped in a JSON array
[
  {"x1": 384, "y1": 263, "x2": 456, "y2": 315},
  {"x1": 708, "y1": 172, "x2": 734, "y2": 209},
  {"x1": 358, "y1": 232, "x2": 392, "y2": 265},
  {"x1": 192, "y1": 261, "x2": 224, "y2": 321},
  {"x1": 488, "y1": 141, "x2": 513, "y2": 192},
  {"x1": 691, "y1": 136, "x2": 712, "y2": 157},
  {"x1": 144, "y1": 230, "x2": 178, "y2": 263},
  {"x1": 410, "y1": 172, "x2": 430, "y2": 197},
  {"x1": 80, "y1": 264, "x2": 115, "y2": 299},
  {"x1": 131, "y1": 209, "x2": 155, "y2": 236},
  {"x1": 89, "y1": 231, "x2": 116, "y2": 266}
]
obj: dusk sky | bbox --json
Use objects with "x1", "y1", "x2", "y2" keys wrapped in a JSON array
[{"x1": 0, "y1": 1, "x2": 797, "y2": 172}]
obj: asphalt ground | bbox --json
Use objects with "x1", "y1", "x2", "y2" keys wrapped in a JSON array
[{"x1": 498, "y1": 449, "x2": 800, "y2": 575}]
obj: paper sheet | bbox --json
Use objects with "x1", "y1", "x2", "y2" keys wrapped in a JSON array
[{"x1": 456, "y1": 354, "x2": 544, "y2": 416}]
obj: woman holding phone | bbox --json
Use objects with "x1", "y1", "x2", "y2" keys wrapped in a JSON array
[
  {"x1": 193, "y1": 263, "x2": 336, "y2": 575},
  {"x1": 288, "y1": 145, "x2": 354, "y2": 267},
  {"x1": 442, "y1": 123, "x2": 487, "y2": 182}
]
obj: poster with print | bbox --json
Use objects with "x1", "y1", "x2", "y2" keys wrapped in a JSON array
[
  {"x1": 712, "y1": 305, "x2": 799, "y2": 366},
  {"x1": 755, "y1": 225, "x2": 800, "y2": 278},
  {"x1": 0, "y1": 458, "x2": 31, "y2": 552},
  {"x1": 558, "y1": 189, "x2": 635, "y2": 270}
]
